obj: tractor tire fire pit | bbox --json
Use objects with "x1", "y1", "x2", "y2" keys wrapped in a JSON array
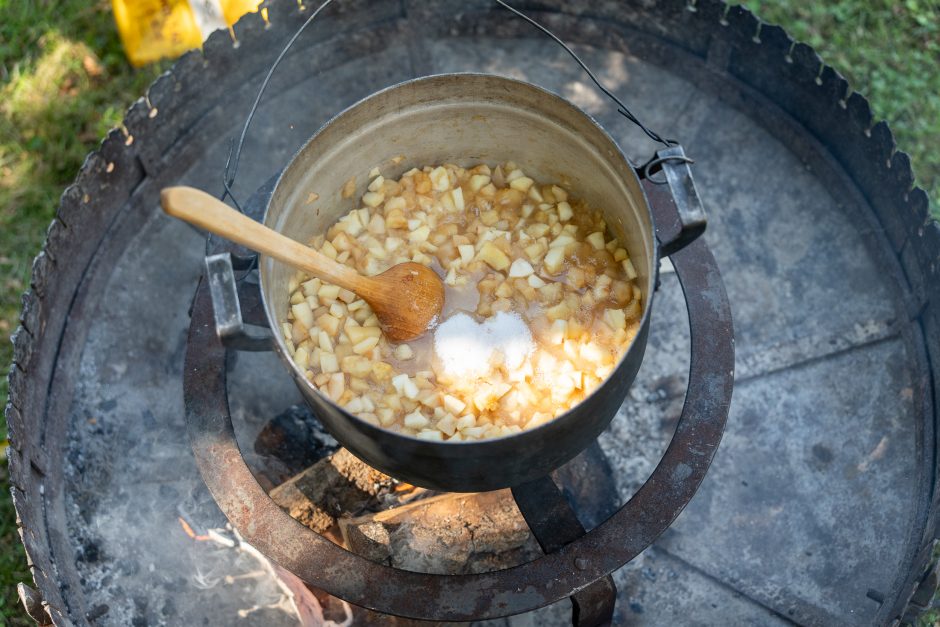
[{"x1": 7, "y1": 1, "x2": 939, "y2": 626}]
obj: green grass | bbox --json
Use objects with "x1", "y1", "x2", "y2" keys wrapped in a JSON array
[
  {"x1": 0, "y1": 1, "x2": 937, "y2": 624},
  {"x1": 743, "y1": 0, "x2": 940, "y2": 213},
  {"x1": 0, "y1": 1, "x2": 167, "y2": 623}
]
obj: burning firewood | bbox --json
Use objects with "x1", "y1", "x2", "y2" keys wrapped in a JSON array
[
  {"x1": 268, "y1": 448, "x2": 416, "y2": 535},
  {"x1": 339, "y1": 490, "x2": 541, "y2": 575}
]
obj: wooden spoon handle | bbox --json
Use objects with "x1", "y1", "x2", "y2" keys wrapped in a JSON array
[{"x1": 160, "y1": 186, "x2": 362, "y2": 290}]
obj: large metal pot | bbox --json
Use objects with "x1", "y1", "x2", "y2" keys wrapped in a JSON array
[{"x1": 259, "y1": 73, "x2": 679, "y2": 491}]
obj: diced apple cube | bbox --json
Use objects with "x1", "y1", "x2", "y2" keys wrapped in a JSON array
[
  {"x1": 462, "y1": 426, "x2": 487, "y2": 439},
  {"x1": 508, "y1": 258, "x2": 534, "y2": 278},
  {"x1": 604, "y1": 308, "x2": 627, "y2": 330},
  {"x1": 392, "y1": 373, "x2": 420, "y2": 400},
  {"x1": 394, "y1": 344, "x2": 414, "y2": 360},
  {"x1": 567, "y1": 266, "x2": 587, "y2": 289},
  {"x1": 353, "y1": 336, "x2": 379, "y2": 355},
  {"x1": 472, "y1": 382, "x2": 512, "y2": 412},
  {"x1": 557, "y1": 201, "x2": 573, "y2": 221},
  {"x1": 443, "y1": 394, "x2": 467, "y2": 415},
  {"x1": 622, "y1": 258, "x2": 638, "y2": 280},
  {"x1": 586, "y1": 231, "x2": 606, "y2": 250},
  {"x1": 527, "y1": 185, "x2": 544, "y2": 203},
  {"x1": 480, "y1": 209, "x2": 499, "y2": 226},
  {"x1": 293, "y1": 346, "x2": 310, "y2": 370},
  {"x1": 484, "y1": 425, "x2": 503, "y2": 439},
  {"x1": 526, "y1": 223, "x2": 550, "y2": 238},
  {"x1": 386, "y1": 208, "x2": 407, "y2": 229},
  {"x1": 301, "y1": 278, "x2": 322, "y2": 297},
  {"x1": 327, "y1": 373, "x2": 345, "y2": 400},
  {"x1": 362, "y1": 191, "x2": 384, "y2": 208},
  {"x1": 527, "y1": 274, "x2": 547, "y2": 288},
  {"x1": 611, "y1": 280, "x2": 632, "y2": 305},
  {"x1": 449, "y1": 187, "x2": 465, "y2": 211},
  {"x1": 371, "y1": 361, "x2": 394, "y2": 382},
  {"x1": 509, "y1": 176, "x2": 534, "y2": 192},
  {"x1": 495, "y1": 281, "x2": 513, "y2": 298},
  {"x1": 320, "y1": 241, "x2": 338, "y2": 259},
  {"x1": 440, "y1": 191, "x2": 456, "y2": 213},
  {"x1": 377, "y1": 408, "x2": 396, "y2": 426},
  {"x1": 477, "y1": 242, "x2": 510, "y2": 271},
  {"x1": 345, "y1": 397, "x2": 365, "y2": 413},
  {"x1": 543, "y1": 247, "x2": 566, "y2": 274},
  {"x1": 341, "y1": 356, "x2": 373, "y2": 378},
  {"x1": 469, "y1": 174, "x2": 491, "y2": 192},
  {"x1": 319, "y1": 351, "x2": 339, "y2": 373},
  {"x1": 291, "y1": 301, "x2": 315, "y2": 329},
  {"x1": 404, "y1": 410, "x2": 430, "y2": 429},
  {"x1": 593, "y1": 274, "x2": 612, "y2": 300},
  {"x1": 549, "y1": 233, "x2": 576, "y2": 248},
  {"x1": 409, "y1": 225, "x2": 431, "y2": 243},
  {"x1": 458, "y1": 244, "x2": 475, "y2": 263},
  {"x1": 385, "y1": 196, "x2": 406, "y2": 213},
  {"x1": 436, "y1": 413, "x2": 458, "y2": 436},
  {"x1": 418, "y1": 390, "x2": 442, "y2": 409},
  {"x1": 546, "y1": 302, "x2": 570, "y2": 321},
  {"x1": 580, "y1": 342, "x2": 605, "y2": 363},
  {"x1": 346, "y1": 325, "x2": 381, "y2": 344},
  {"x1": 416, "y1": 429, "x2": 443, "y2": 441},
  {"x1": 317, "y1": 284, "x2": 341, "y2": 305},
  {"x1": 318, "y1": 330, "x2": 333, "y2": 352},
  {"x1": 429, "y1": 166, "x2": 450, "y2": 191},
  {"x1": 391, "y1": 373, "x2": 408, "y2": 394},
  {"x1": 624, "y1": 299, "x2": 642, "y2": 320},
  {"x1": 336, "y1": 213, "x2": 363, "y2": 237}
]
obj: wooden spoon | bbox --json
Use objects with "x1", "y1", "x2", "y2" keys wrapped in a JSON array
[{"x1": 161, "y1": 186, "x2": 444, "y2": 342}]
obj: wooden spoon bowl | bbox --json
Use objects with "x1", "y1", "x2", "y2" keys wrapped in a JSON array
[{"x1": 161, "y1": 186, "x2": 444, "y2": 341}]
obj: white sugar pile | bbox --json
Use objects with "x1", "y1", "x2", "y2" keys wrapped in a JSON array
[{"x1": 433, "y1": 312, "x2": 534, "y2": 379}]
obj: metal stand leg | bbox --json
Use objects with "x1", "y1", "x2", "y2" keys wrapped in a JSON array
[{"x1": 512, "y1": 476, "x2": 616, "y2": 627}]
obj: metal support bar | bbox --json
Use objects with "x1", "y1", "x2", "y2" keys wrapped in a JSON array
[{"x1": 512, "y1": 475, "x2": 616, "y2": 627}]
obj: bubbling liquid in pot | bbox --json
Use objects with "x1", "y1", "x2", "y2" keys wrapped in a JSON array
[{"x1": 282, "y1": 162, "x2": 642, "y2": 441}]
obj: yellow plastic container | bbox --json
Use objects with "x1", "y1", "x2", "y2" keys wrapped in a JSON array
[{"x1": 112, "y1": 0, "x2": 264, "y2": 67}]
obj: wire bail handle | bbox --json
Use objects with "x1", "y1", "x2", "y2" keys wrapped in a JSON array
[{"x1": 220, "y1": 0, "x2": 685, "y2": 207}]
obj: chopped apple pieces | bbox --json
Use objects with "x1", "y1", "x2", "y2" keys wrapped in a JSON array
[{"x1": 284, "y1": 161, "x2": 642, "y2": 441}]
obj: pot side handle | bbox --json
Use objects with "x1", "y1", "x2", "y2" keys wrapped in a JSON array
[
  {"x1": 640, "y1": 145, "x2": 707, "y2": 258},
  {"x1": 205, "y1": 252, "x2": 274, "y2": 352}
]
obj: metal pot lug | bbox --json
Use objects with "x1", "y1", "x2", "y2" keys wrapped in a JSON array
[
  {"x1": 640, "y1": 145, "x2": 707, "y2": 258},
  {"x1": 205, "y1": 252, "x2": 273, "y2": 352}
]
